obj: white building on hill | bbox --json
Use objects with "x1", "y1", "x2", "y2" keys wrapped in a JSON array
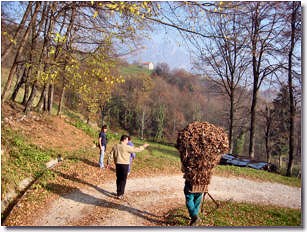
[{"x1": 139, "y1": 62, "x2": 154, "y2": 70}]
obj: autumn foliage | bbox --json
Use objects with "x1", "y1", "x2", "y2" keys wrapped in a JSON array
[{"x1": 176, "y1": 121, "x2": 229, "y2": 192}]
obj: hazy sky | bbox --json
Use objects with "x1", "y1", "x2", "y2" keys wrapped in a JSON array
[{"x1": 125, "y1": 24, "x2": 194, "y2": 72}]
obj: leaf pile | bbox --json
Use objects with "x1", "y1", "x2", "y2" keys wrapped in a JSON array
[{"x1": 176, "y1": 121, "x2": 229, "y2": 192}]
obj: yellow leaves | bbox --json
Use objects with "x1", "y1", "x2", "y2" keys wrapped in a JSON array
[
  {"x1": 93, "y1": 11, "x2": 98, "y2": 18},
  {"x1": 128, "y1": 5, "x2": 135, "y2": 14},
  {"x1": 49, "y1": 47, "x2": 56, "y2": 55},
  {"x1": 2, "y1": 31, "x2": 16, "y2": 45},
  {"x1": 25, "y1": 63, "x2": 32, "y2": 69},
  {"x1": 91, "y1": 0, "x2": 94, "y2": 5},
  {"x1": 103, "y1": 2, "x2": 152, "y2": 18},
  {"x1": 54, "y1": 33, "x2": 66, "y2": 43},
  {"x1": 106, "y1": 3, "x2": 118, "y2": 10},
  {"x1": 39, "y1": 70, "x2": 58, "y2": 84},
  {"x1": 9, "y1": 38, "x2": 16, "y2": 45}
]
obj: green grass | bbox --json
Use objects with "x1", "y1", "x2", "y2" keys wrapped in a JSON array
[
  {"x1": 166, "y1": 201, "x2": 301, "y2": 226},
  {"x1": 127, "y1": 139, "x2": 181, "y2": 172},
  {"x1": 69, "y1": 118, "x2": 98, "y2": 139},
  {"x1": 1, "y1": 126, "x2": 58, "y2": 195},
  {"x1": 120, "y1": 64, "x2": 152, "y2": 76},
  {"x1": 214, "y1": 165, "x2": 301, "y2": 188}
]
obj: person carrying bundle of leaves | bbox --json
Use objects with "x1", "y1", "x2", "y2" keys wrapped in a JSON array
[{"x1": 176, "y1": 121, "x2": 229, "y2": 226}]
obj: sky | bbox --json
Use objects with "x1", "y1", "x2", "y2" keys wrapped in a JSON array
[{"x1": 125, "y1": 26, "x2": 193, "y2": 72}]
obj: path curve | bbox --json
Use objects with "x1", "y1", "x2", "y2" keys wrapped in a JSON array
[{"x1": 33, "y1": 175, "x2": 301, "y2": 226}]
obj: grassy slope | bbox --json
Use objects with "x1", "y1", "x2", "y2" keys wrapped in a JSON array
[
  {"x1": 119, "y1": 64, "x2": 153, "y2": 76},
  {"x1": 1, "y1": 126, "x2": 57, "y2": 195}
]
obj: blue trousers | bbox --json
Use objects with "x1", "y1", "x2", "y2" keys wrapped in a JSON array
[
  {"x1": 184, "y1": 183, "x2": 203, "y2": 218},
  {"x1": 99, "y1": 146, "x2": 105, "y2": 168}
]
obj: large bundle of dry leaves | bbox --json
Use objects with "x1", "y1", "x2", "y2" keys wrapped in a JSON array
[{"x1": 176, "y1": 121, "x2": 229, "y2": 192}]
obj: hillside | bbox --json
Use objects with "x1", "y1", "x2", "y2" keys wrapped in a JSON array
[{"x1": 2, "y1": 103, "x2": 94, "y2": 152}]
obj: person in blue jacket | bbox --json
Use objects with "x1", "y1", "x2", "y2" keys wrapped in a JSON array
[
  {"x1": 98, "y1": 125, "x2": 108, "y2": 169},
  {"x1": 127, "y1": 136, "x2": 136, "y2": 175}
]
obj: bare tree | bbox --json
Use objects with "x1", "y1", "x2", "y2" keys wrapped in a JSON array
[
  {"x1": 188, "y1": 4, "x2": 250, "y2": 153},
  {"x1": 246, "y1": 2, "x2": 283, "y2": 159},
  {"x1": 284, "y1": 2, "x2": 301, "y2": 176}
]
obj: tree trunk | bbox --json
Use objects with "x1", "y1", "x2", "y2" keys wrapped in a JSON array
[
  {"x1": 249, "y1": 3, "x2": 260, "y2": 160},
  {"x1": 264, "y1": 106, "x2": 272, "y2": 163},
  {"x1": 35, "y1": 84, "x2": 47, "y2": 112},
  {"x1": 228, "y1": 92, "x2": 234, "y2": 154},
  {"x1": 141, "y1": 108, "x2": 145, "y2": 140},
  {"x1": 57, "y1": 84, "x2": 66, "y2": 116},
  {"x1": 43, "y1": 85, "x2": 49, "y2": 112},
  {"x1": 249, "y1": 85, "x2": 258, "y2": 159},
  {"x1": 22, "y1": 81, "x2": 31, "y2": 106},
  {"x1": 286, "y1": 1, "x2": 299, "y2": 177},
  {"x1": 47, "y1": 84, "x2": 54, "y2": 113},
  {"x1": 1, "y1": 2, "x2": 41, "y2": 103},
  {"x1": 11, "y1": 67, "x2": 27, "y2": 102},
  {"x1": 23, "y1": 82, "x2": 38, "y2": 114},
  {"x1": 57, "y1": 6, "x2": 76, "y2": 116}
]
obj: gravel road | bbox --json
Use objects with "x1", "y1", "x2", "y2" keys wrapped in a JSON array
[{"x1": 33, "y1": 174, "x2": 301, "y2": 226}]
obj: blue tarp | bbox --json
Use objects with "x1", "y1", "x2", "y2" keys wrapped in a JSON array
[
  {"x1": 247, "y1": 162, "x2": 268, "y2": 170},
  {"x1": 229, "y1": 158, "x2": 250, "y2": 167},
  {"x1": 219, "y1": 154, "x2": 273, "y2": 171}
]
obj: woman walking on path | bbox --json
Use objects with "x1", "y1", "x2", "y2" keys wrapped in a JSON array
[{"x1": 107, "y1": 135, "x2": 149, "y2": 199}]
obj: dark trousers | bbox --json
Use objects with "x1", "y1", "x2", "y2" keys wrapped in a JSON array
[{"x1": 116, "y1": 164, "x2": 129, "y2": 196}]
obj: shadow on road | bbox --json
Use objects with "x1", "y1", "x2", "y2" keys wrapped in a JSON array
[
  {"x1": 45, "y1": 183, "x2": 165, "y2": 225},
  {"x1": 53, "y1": 170, "x2": 115, "y2": 198}
]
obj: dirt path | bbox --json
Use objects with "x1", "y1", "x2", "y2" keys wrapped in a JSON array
[{"x1": 33, "y1": 174, "x2": 301, "y2": 226}]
